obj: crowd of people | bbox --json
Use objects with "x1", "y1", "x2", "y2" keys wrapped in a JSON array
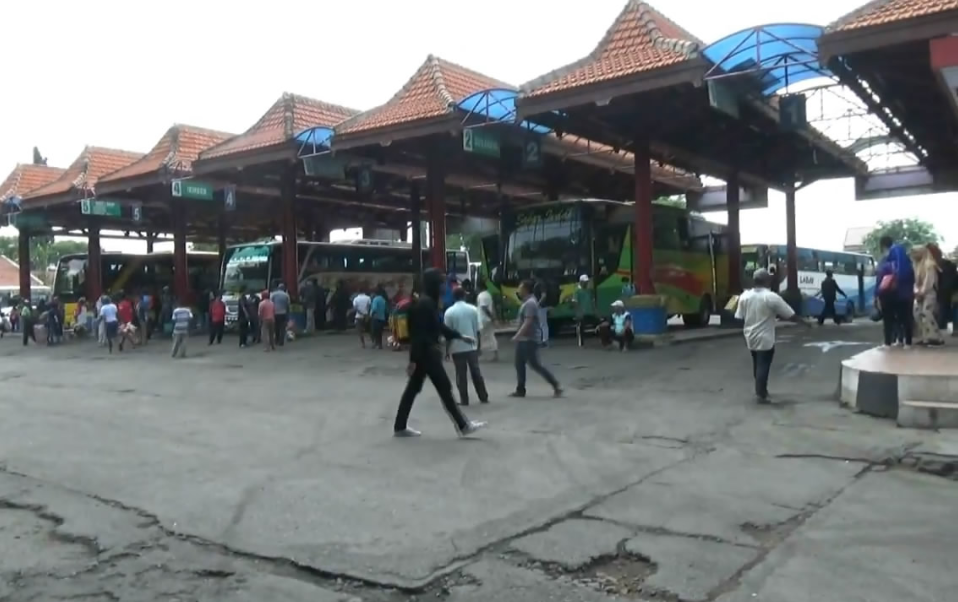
[{"x1": 874, "y1": 237, "x2": 956, "y2": 348}]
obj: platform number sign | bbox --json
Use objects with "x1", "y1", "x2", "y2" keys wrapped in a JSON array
[
  {"x1": 224, "y1": 185, "x2": 236, "y2": 212},
  {"x1": 132, "y1": 205, "x2": 143, "y2": 223},
  {"x1": 522, "y1": 138, "x2": 542, "y2": 168},
  {"x1": 356, "y1": 167, "x2": 373, "y2": 194},
  {"x1": 779, "y1": 94, "x2": 807, "y2": 132}
]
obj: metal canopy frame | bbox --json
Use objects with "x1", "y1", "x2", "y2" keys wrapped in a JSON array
[
  {"x1": 296, "y1": 126, "x2": 336, "y2": 159},
  {"x1": 702, "y1": 24, "x2": 832, "y2": 95}
]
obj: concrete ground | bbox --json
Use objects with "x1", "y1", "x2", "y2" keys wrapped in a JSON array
[{"x1": 0, "y1": 322, "x2": 955, "y2": 601}]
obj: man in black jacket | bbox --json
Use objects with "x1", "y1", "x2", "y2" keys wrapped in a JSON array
[
  {"x1": 818, "y1": 270, "x2": 847, "y2": 325},
  {"x1": 394, "y1": 268, "x2": 486, "y2": 438}
]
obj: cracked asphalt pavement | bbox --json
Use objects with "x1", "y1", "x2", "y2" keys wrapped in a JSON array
[{"x1": 1, "y1": 322, "x2": 956, "y2": 601}]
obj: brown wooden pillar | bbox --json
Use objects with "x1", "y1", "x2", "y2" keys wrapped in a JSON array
[
  {"x1": 17, "y1": 231, "x2": 31, "y2": 300},
  {"x1": 726, "y1": 176, "x2": 742, "y2": 295},
  {"x1": 146, "y1": 231, "x2": 155, "y2": 254},
  {"x1": 633, "y1": 139, "x2": 655, "y2": 294},
  {"x1": 280, "y1": 167, "x2": 299, "y2": 298},
  {"x1": 427, "y1": 149, "x2": 446, "y2": 273},
  {"x1": 171, "y1": 200, "x2": 189, "y2": 303},
  {"x1": 87, "y1": 222, "x2": 103, "y2": 302},
  {"x1": 410, "y1": 181, "x2": 423, "y2": 288}
]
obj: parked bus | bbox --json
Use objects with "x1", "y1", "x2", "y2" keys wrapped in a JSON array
[
  {"x1": 742, "y1": 244, "x2": 876, "y2": 320},
  {"x1": 220, "y1": 239, "x2": 437, "y2": 325},
  {"x1": 53, "y1": 251, "x2": 220, "y2": 326},
  {"x1": 490, "y1": 199, "x2": 729, "y2": 327}
]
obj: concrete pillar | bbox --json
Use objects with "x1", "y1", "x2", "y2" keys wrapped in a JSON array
[
  {"x1": 17, "y1": 231, "x2": 31, "y2": 301},
  {"x1": 171, "y1": 200, "x2": 189, "y2": 303},
  {"x1": 280, "y1": 168, "x2": 299, "y2": 298},
  {"x1": 726, "y1": 176, "x2": 742, "y2": 295},
  {"x1": 632, "y1": 140, "x2": 655, "y2": 295},
  {"x1": 784, "y1": 185, "x2": 800, "y2": 312},
  {"x1": 427, "y1": 150, "x2": 446, "y2": 272},
  {"x1": 410, "y1": 182, "x2": 423, "y2": 289},
  {"x1": 87, "y1": 222, "x2": 103, "y2": 302}
]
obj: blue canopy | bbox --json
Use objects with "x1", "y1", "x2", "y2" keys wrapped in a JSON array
[
  {"x1": 295, "y1": 126, "x2": 335, "y2": 157},
  {"x1": 702, "y1": 24, "x2": 832, "y2": 96},
  {"x1": 456, "y1": 88, "x2": 553, "y2": 133}
]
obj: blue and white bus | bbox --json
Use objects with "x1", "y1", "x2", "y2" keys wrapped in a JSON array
[{"x1": 742, "y1": 244, "x2": 876, "y2": 321}]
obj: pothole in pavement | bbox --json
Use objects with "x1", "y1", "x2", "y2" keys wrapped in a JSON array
[{"x1": 518, "y1": 551, "x2": 662, "y2": 600}]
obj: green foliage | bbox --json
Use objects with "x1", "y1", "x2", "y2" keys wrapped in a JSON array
[
  {"x1": 861, "y1": 218, "x2": 940, "y2": 258},
  {"x1": 0, "y1": 235, "x2": 86, "y2": 271},
  {"x1": 652, "y1": 195, "x2": 686, "y2": 208}
]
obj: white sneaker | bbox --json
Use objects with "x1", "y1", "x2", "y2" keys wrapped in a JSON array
[
  {"x1": 459, "y1": 421, "x2": 487, "y2": 438},
  {"x1": 394, "y1": 428, "x2": 422, "y2": 438}
]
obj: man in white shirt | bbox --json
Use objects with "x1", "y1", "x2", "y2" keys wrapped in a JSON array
[
  {"x1": 352, "y1": 289, "x2": 372, "y2": 349},
  {"x1": 444, "y1": 287, "x2": 489, "y2": 405},
  {"x1": 98, "y1": 295, "x2": 120, "y2": 354},
  {"x1": 734, "y1": 268, "x2": 807, "y2": 403},
  {"x1": 476, "y1": 280, "x2": 498, "y2": 361}
]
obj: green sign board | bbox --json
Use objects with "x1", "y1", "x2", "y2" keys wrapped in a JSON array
[
  {"x1": 171, "y1": 179, "x2": 214, "y2": 201},
  {"x1": 80, "y1": 198, "x2": 122, "y2": 217},
  {"x1": 8, "y1": 212, "x2": 49, "y2": 230},
  {"x1": 463, "y1": 128, "x2": 500, "y2": 158}
]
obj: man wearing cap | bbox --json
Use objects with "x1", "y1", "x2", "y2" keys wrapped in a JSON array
[
  {"x1": 572, "y1": 274, "x2": 594, "y2": 347},
  {"x1": 598, "y1": 300, "x2": 634, "y2": 351},
  {"x1": 734, "y1": 268, "x2": 808, "y2": 403}
]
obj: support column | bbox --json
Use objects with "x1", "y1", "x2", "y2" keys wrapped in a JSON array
[
  {"x1": 146, "y1": 231, "x2": 155, "y2": 254},
  {"x1": 726, "y1": 176, "x2": 742, "y2": 295},
  {"x1": 410, "y1": 182, "x2": 423, "y2": 290},
  {"x1": 784, "y1": 185, "x2": 801, "y2": 313},
  {"x1": 217, "y1": 213, "x2": 227, "y2": 280},
  {"x1": 87, "y1": 222, "x2": 103, "y2": 302},
  {"x1": 280, "y1": 168, "x2": 299, "y2": 298},
  {"x1": 17, "y1": 231, "x2": 31, "y2": 301},
  {"x1": 632, "y1": 139, "x2": 655, "y2": 294},
  {"x1": 427, "y1": 150, "x2": 446, "y2": 273},
  {"x1": 171, "y1": 200, "x2": 189, "y2": 303}
]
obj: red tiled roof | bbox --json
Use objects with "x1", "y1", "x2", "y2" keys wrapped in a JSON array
[
  {"x1": 0, "y1": 164, "x2": 66, "y2": 201},
  {"x1": 23, "y1": 147, "x2": 143, "y2": 200},
  {"x1": 521, "y1": 0, "x2": 701, "y2": 98},
  {"x1": 0, "y1": 255, "x2": 45, "y2": 287},
  {"x1": 98, "y1": 125, "x2": 232, "y2": 185},
  {"x1": 827, "y1": 0, "x2": 958, "y2": 32},
  {"x1": 335, "y1": 55, "x2": 511, "y2": 136},
  {"x1": 200, "y1": 93, "x2": 358, "y2": 160}
]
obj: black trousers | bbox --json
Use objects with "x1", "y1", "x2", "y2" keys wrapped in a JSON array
[
  {"x1": 750, "y1": 347, "x2": 775, "y2": 399},
  {"x1": 274, "y1": 314, "x2": 288, "y2": 346},
  {"x1": 371, "y1": 318, "x2": 386, "y2": 348},
  {"x1": 880, "y1": 294, "x2": 913, "y2": 345},
  {"x1": 818, "y1": 298, "x2": 839, "y2": 324},
  {"x1": 238, "y1": 318, "x2": 249, "y2": 346},
  {"x1": 598, "y1": 323, "x2": 634, "y2": 349},
  {"x1": 452, "y1": 350, "x2": 489, "y2": 405},
  {"x1": 22, "y1": 319, "x2": 35, "y2": 346},
  {"x1": 394, "y1": 350, "x2": 469, "y2": 432},
  {"x1": 938, "y1": 298, "x2": 953, "y2": 330},
  {"x1": 514, "y1": 340, "x2": 559, "y2": 394},
  {"x1": 209, "y1": 321, "x2": 224, "y2": 344}
]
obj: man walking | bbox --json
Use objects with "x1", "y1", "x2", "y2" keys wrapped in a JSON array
[
  {"x1": 444, "y1": 287, "x2": 489, "y2": 405},
  {"x1": 735, "y1": 268, "x2": 808, "y2": 403},
  {"x1": 817, "y1": 270, "x2": 847, "y2": 325},
  {"x1": 394, "y1": 268, "x2": 486, "y2": 438},
  {"x1": 572, "y1": 274, "x2": 593, "y2": 347},
  {"x1": 511, "y1": 280, "x2": 562, "y2": 398},
  {"x1": 476, "y1": 280, "x2": 498, "y2": 361},
  {"x1": 270, "y1": 283, "x2": 290, "y2": 347}
]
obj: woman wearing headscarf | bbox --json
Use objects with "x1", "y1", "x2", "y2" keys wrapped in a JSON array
[
  {"x1": 913, "y1": 246, "x2": 943, "y2": 346},
  {"x1": 876, "y1": 235, "x2": 915, "y2": 348},
  {"x1": 927, "y1": 243, "x2": 956, "y2": 335}
]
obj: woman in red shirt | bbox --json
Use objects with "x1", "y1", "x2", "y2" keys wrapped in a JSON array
[{"x1": 209, "y1": 292, "x2": 226, "y2": 345}]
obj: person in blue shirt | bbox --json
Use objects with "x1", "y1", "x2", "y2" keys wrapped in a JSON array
[
  {"x1": 598, "y1": 300, "x2": 634, "y2": 351},
  {"x1": 370, "y1": 285, "x2": 389, "y2": 350},
  {"x1": 876, "y1": 235, "x2": 915, "y2": 347}
]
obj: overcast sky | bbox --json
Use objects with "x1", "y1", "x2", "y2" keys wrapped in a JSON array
[{"x1": 2, "y1": 0, "x2": 954, "y2": 253}]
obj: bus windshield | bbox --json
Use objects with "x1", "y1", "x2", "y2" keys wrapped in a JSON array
[
  {"x1": 222, "y1": 244, "x2": 273, "y2": 293},
  {"x1": 505, "y1": 205, "x2": 586, "y2": 282},
  {"x1": 54, "y1": 255, "x2": 88, "y2": 302}
]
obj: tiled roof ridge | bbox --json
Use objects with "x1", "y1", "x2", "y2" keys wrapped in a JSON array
[
  {"x1": 520, "y1": 0, "x2": 700, "y2": 94},
  {"x1": 1, "y1": 163, "x2": 65, "y2": 200},
  {"x1": 825, "y1": 0, "x2": 891, "y2": 31},
  {"x1": 428, "y1": 55, "x2": 457, "y2": 108}
]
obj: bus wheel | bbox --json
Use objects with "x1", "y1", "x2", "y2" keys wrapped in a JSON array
[{"x1": 682, "y1": 295, "x2": 712, "y2": 328}]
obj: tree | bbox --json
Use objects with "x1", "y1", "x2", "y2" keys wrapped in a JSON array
[
  {"x1": 861, "y1": 218, "x2": 940, "y2": 258},
  {"x1": 0, "y1": 235, "x2": 86, "y2": 271}
]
